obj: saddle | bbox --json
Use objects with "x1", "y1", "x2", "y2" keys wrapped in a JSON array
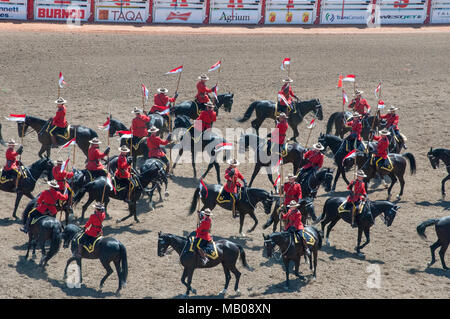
[
  {"x1": 338, "y1": 200, "x2": 366, "y2": 215},
  {"x1": 77, "y1": 232, "x2": 102, "y2": 254},
  {"x1": 130, "y1": 136, "x2": 147, "y2": 151},
  {"x1": 188, "y1": 236, "x2": 219, "y2": 260},
  {"x1": 0, "y1": 165, "x2": 26, "y2": 184},
  {"x1": 370, "y1": 155, "x2": 393, "y2": 172},
  {"x1": 288, "y1": 229, "x2": 315, "y2": 246},
  {"x1": 216, "y1": 186, "x2": 242, "y2": 205},
  {"x1": 46, "y1": 123, "x2": 71, "y2": 141},
  {"x1": 343, "y1": 111, "x2": 353, "y2": 124}
]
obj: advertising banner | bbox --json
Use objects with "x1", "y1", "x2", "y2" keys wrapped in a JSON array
[
  {"x1": 153, "y1": 0, "x2": 206, "y2": 23},
  {"x1": 95, "y1": 0, "x2": 149, "y2": 23},
  {"x1": 34, "y1": 0, "x2": 91, "y2": 21},
  {"x1": 377, "y1": 0, "x2": 427, "y2": 24},
  {"x1": 0, "y1": 0, "x2": 27, "y2": 20},
  {"x1": 209, "y1": 0, "x2": 262, "y2": 24},
  {"x1": 265, "y1": 0, "x2": 316, "y2": 24},
  {"x1": 429, "y1": 0, "x2": 450, "y2": 23},
  {"x1": 320, "y1": 0, "x2": 371, "y2": 24}
]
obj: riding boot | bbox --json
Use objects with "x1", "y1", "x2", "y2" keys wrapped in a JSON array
[
  {"x1": 351, "y1": 207, "x2": 357, "y2": 228},
  {"x1": 20, "y1": 215, "x2": 31, "y2": 233},
  {"x1": 198, "y1": 248, "x2": 209, "y2": 265},
  {"x1": 303, "y1": 238, "x2": 311, "y2": 257}
]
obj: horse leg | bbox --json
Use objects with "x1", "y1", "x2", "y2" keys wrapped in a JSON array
[
  {"x1": 200, "y1": 162, "x2": 214, "y2": 182},
  {"x1": 438, "y1": 243, "x2": 449, "y2": 270},
  {"x1": 228, "y1": 263, "x2": 242, "y2": 294},
  {"x1": 214, "y1": 162, "x2": 221, "y2": 185},
  {"x1": 117, "y1": 202, "x2": 136, "y2": 223},
  {"x1": 441, "y1": 174, "x2": 450, "y2": 199},
  {"x1": 99, "y1": 258, "x2": 114, "y2": 291},
  {"x1": 312, "y1": 247, "x2": 318, "y2": 279},
  {"x1": 355, "y1": 227, "x2": 364, "y2": 257},
  {"x1": 290, "y1": 123, "x2": 299, "y2": 143},
  {"x1": 12, "y1": 192, "x2": 23, "y2": 219},
  {"x1": 248, "y1": 164, "x2": 262, "y2": 188},
  {"x1": 323, "y1": 217, "x2": 338, "y2": 247},
  {"x1": 264, "y1": 165, "x2": 276, "y2": 190},
  {"x1": 219, "y1": 265, "x2": 232, "y2": 296},
  {"x1": 63, "y1": 256, "x2": 77, "y2": 280},
  {"x1": 396, "y1": 173, "x2": 405, "y2": 200},
  {"x1": 238, "y1": 212, "x2": 246, "y2": 237},
  {"x1": 283, "y1": 259, "x2": 291, "y2": 290},
  {"x1": 38, "y1": 145, "x2": 47, "y2": 159},
  {"x1": 185, "y1": 268, "x2": 196, "y2": 296},
  {"x1": 80, "y1": 196, "x2": 94, "y2": 222},
  {"x1": 25, "y1": 233, "x2": 33, "y2": 260},
  {"x1": 341, "y1": 166, "x2": 350, "y2": 185},
  {"x1": 332, "y1": 167, "x2": 341, "y2": 191},
  {"x1": 387, "y1": 173, "x2": 397, "y2": 201},
  {"x1": 359, "y1": 228, "x2": 371, "y2": 250},
  {"x1": 191, "y1": 149, "x2": 197, "y2": 179},
  {"x1": 247, "y1": 210, "x2": 258, "y2": 234},
  {"x1": 427, "y1": 241, "x2": 440, "y2": 268}
]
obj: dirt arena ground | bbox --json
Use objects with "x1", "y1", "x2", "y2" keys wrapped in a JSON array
[{"x1": 0, "y1": 23, "x2": 449, "y2": 299}]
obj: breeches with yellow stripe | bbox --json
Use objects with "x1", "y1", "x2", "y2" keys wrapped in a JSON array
[
  {"x1": 194, "y1": 238, "x2": 218, "y2": 259},
  {"x1": 48, "y1": 125, "x2": 68, "y2": 138}
]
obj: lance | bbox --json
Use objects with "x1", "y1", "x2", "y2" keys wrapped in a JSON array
[
  {"x1": 370, "y1": 82, "x2": 382, "y2": 141},
  {"x1": 101, "y1": 107, "x2": 112, "y2": 204},
  {"x1": 304, "y1": 118, "x2": 316, "y2": 148}
]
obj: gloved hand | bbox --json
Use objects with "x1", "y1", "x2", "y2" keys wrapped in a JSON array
[
  {"x1": 174, "y1": 92, "x2": 178, "y2": 99},
  {"x1": 127, "y1": 157, "x2": 133, "y2": 165},
  {"x1": 104, "y1": 146, "x2": 110, "y2": 155},
  {"x1": 17, "y1": 145, "x2": 23, "y2": 154}
]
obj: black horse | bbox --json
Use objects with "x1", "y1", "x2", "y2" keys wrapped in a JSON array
[
  {"x1": 189, "y1": 183, "x2": 274, "y2": 236},
  {"x1": 316, "y1": 197, "x2": 399, "y2": 257},
  {"x1": 238, "y1": 132, "x2": 307, "y2": 188},
  {"x1": 427, "y1": 147, "x2": 450, "y2": 200},
  {"x1": 263, "y1": 226, "x2": 322, "y2": 289},
  {"x1": 157, "y1": 231, "x2": 250, "y2": 297},
  {"x1": 0, "y1": 122, "x2": 6, "y2": 146},
  {"x1": 73, "y1": 160, "x2": 167, "y2": 223},
  {"x1": 21, "y1": 198, "x2": 64, "y2": 267},
  {"x1": 17, "y1": 115, "x2": 98, "y2": 158},
  {"x1": 263, "y1": 168, "x2": 334, "y2": 232},
  {"x1": 237, "y1": 99, "x2": 323, "y2": 142},
  {"x1": 417, "y1": 216, "x2": 450, "y2": 270},
  {"x1": 171, "y1": 127, "x2": 231, "y2": 184},
  {"x1": 345, "y1": 151, "x2": 416, "y2": 200},
  {"x1": 173, "y1": 93, "x2": 234, "y2": 120},
  {"x1": 62, "y1": 223, "x2": 128, "y2": 295},
  {"x1": 326, "y1": 111, "x2": 380, "y2": 139},
  {"x1": 1, "y1": 157, "x2": 54, "y2": 219}
]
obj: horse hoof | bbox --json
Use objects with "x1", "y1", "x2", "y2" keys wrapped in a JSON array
[
  {"x1": 218, "y1": 289, "x2": 227, "y2": 296},
  {"x1": 116, "y1": 219, "x2": 122, "y2": 223},
  {"x1": 235, "y1": 290, "x2": 241, "y2": 297},
  {"x1": 326, "y1": 240, "x2": 331, "y2": 247},
  {"x1": 396, "y1": 195, "x2": 401, "y2": 200},
  {"x1": 191, "y1": 289, "x2": 197, "y2": 295},
  {"x1": 164, "y1": 191, "x2": 170, "y2": 197},
  {"x1": 240, "y1": 233, "x2": 246, "y2": 237}
]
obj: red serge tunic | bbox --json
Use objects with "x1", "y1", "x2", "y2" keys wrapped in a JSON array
[
  {"x1": 302, "y1": 150, "x2": 324, "y2": 170},
  {"x1": 271, "y1": 120, "x2": 288, "y2": 145},
  {"x1": 86, "y1": 146, "x2": 107, "y2": 171},
  {"x1": 150, "y1": 93, "x2": 176, "y2": 113},
  {"x1": 196, "y1": 216, "x2": 212, "y2": 241},
  {"x1": 195, "y1": 109, "x2": 217, "y2": 131},
  {"x1": 52, "y1": 165, "x2": 74, "y2": 190},
  {"x1": 224, "y1": 166, "x2": 244, "y2": 193},
  {"x1": 380, "y1": 113, "x2": 399, "y2": 130},
  {"x1": 195, "y1": 81, "x2": 212, "y2": 104},
  {"x1": 4, "y1": 148, "x2": 19, "y2": 171},
  {"x1": 349, "y1": 98, "x2": 371, "y2": 115},
  {"x1": 346, "y1": 119, "x2": 363, "y2": 141},
  {"x1": 278, "y1": 84, "x2": 295, "y2": 106},
  {"x1": 115, "y1": 154, "x2": 131, "y2": 179},
  {"x1": 84, "y1": 211, "x2": 106, "y2": 238},
  {"x1": 283, "y1": 182, "x2": 302, "y2": 206},
  {"x1": 131, "y1": 114, "x2": 150, "y2": 138},
  {"x1": 347, "y1": 180, "x2": 367, "y2": 203},
  {"x1": 52, "y1": 105, "x2": 68, "y2": 128},
  {"x1": 147, "y1": 134, "x2": 169, "y2": 158},
  {"x1": 373, "y1": 135, "x2": 389, "y2": 159},
  {"x1": 36, "y1": 188, "x2": 68, "y2": 216},
  {"x1": 282, "y1": 208, "x2": 304, "y2": 231}
]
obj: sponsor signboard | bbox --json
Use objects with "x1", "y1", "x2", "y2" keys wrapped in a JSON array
[
  {"x1": 265, "y1": 0, "x2": 316, "y2": 24},
  {"x1": 429, "y1": 0, "x2": 450, "y2": 23},
  {"x1": 209, "y1": 0, "x2": 262, "y2": 24},
  {"x1": 320, "y1": 0, "x2": 370, "y2": 24},
  {"x1": 377, "y1": 0, "x2": 427, "y2": 24},
  {"x1": 95, "y1": 0, "x2": 149, "y2": 22},
  {"x1": 153, "y1": 0, "x2": 206, "y2": 23},
  {"x1": 0, "y1": 0, "x2": 27, "y2": 20},
  {"x1": 34, "y1": 0, "x2": 91, "y2": 21}
]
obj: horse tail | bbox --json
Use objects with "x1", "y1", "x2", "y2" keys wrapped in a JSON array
[
  {"x1": 416, "y1": 219, "x2": 439, "y2": 240},
  {"x1": 46, "y1": 223, "x2": 63, "y2": 261},
  {"x1": 237, "y1": 102, "x2": 257, "y2": 123},
  {"x1": 119, "y1": 242, "x2": 128, "y2": 288},
  {"x1": 326, "y1": 112, "x2": 338, "y2": 134},
  {"x1": 313, "y1": 205, "x2": 327, "y2": 225},
  {"x1": 188, "y1": 185, "x2": 200, "y2": 215},
  {"x1": 402, "y1": 153, "x2": 416, "y2": 175},
  {"x1": 237, "y1": 244, "x2": 252, "y2": 270}
]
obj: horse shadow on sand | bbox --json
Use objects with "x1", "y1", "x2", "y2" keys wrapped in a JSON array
[
  {"x1": 11, "y1": 258, "x2": 117, "y2": 298},
  {"x1": 407, "y1": 267, "x2": 450, "y2": 279},
  {"x1": 320, "y1": 244, "x2": 385, "y2": 264},
  {"x1": 415, "y1": 200, "x2": 450, "y2": 211}
]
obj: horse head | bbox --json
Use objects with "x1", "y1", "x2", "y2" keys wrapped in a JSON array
[
  {"x1": 219, "y1": 93, "x2": 234, "y2": 113},
  {"x1": 427, "y1": 147, "x2": 439, "y2": 169},
  {"x1": 262, "y1": 193, "x2": 275, "y2": 215},
  {"x1": 323, "y1": 168, "x2": 334, "y2": 192},
  {"x1": 157, "y1": 232, "x2": 170, "y2": 257},
  {"x1": 62, "y1": 223, "x2": 81, "y2": 248},
  {"x1": 384, "y1": 204, "x2": 399, "y2": 227},
  {"x1": 314, "y1": 99, "x2": 324, "y2": 121},
  {"x1": 17, "y1": 117, "x2": 29, "y2": 138},
  {"x1": 263, "y1": 234, "x2": 274, "y2": 258},
  {"x1": 41, "y1": 156, "x2": 55, "y2": 180}
]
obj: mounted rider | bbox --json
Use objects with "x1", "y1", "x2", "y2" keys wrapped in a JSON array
[
  {"x1": 49, "y1": 97, "x2": 69, "y2": 148},
  {"x1": 345, "y1": 170, "x2": 369, "y2": 228},
  {"x1": 283, "y1": 173, "x2": 302, "y2": 209},
  {"x1": 266, "y1": 112, "x2": 289, "y2": 157},
  {"x1": 52, "y1": 158, "x2": 74, "y2": 198},
  {"x1": 147, "y1": 126, "x2": 171, "y2": 172},
  {"x1": 115, "y1": 146, "x2": 133, "y2": 203},
  {"x1": 194, "y1": 208, "x2": 214, "y2": 266},
  {"x1": 380, "y1": 105, "x2": 407, "y2": 149},
  {"x1": 195, "y1": 74, "x2": 215, "y2": 110},
  {"x1": 194, "y1": 101, "x2": 216, "y2": 137},
  {"x1": 371, "y1": 129, "x2": 391, "y2": 172},
  {"x1": 348, "y1": 90, "x2": 371, "y2": 127},
  {"x1": 297, "y1": 142, "x2": 324, "y2": 186},
  {"x1": 281, "y1": 200, "x2": 311, "y2": 256},
  {"x1": 224, "y1": 159, "x2": 247, "y2": 219},
  {"x1": 344, "y1": 112, "x2": 366, "y2": 153},
  {"x1": 86, "y1": 137, "x2": 110, "y2": 180},
  {"x1": 21, "y1": 180, "x2": 68, "y2": 233},
  {"x1": 149, "y1": 88, "x2": 177, "y2": 115},
  {"x1": 76, "y1": 202, "x2": 106, "y2": 258},
  {"x1": 277, "y1": 78, "x2": 299, "y2": 116},
  {"x1": 2, "y1": 139, "x2": 23, "y2": 189},
  {"x1": 130, "y1": 107, "x2": 150, "y2": 157}
]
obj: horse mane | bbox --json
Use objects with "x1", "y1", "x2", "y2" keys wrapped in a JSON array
[
  {"x1": 432, "y1": 148, "x2": 450, "y2": 159},
  {"x1": 25, "y1": 115, "x2": 48, "y2": 125}
]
